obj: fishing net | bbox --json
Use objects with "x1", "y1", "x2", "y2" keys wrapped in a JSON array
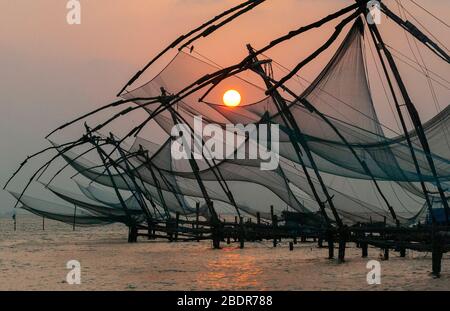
[{"x1": 11, "y1": 19, "x2": 449, "y2": 228}]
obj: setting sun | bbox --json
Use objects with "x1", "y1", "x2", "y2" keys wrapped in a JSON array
[{"x1": 223, "y1": 89, "x2": 241, "y2": 107}]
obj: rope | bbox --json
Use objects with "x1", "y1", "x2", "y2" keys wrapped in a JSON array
[
  {"x1": 397, "y1": 1, "x2": 450, "y2": 150},
  {"x1": 394, "y1": 0, "x2": 449, "y2": 54},
  {"x1": 407, "y1": 0, "x2": 449, "y2": 28}
]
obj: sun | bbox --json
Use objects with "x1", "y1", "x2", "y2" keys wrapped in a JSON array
[{"x1": 223, "y1": 89, "x2": 241, "y2": 107}]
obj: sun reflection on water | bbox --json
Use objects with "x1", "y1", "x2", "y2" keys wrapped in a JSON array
[{"x1": 196, "y1": 247, "x2": 265, "y2": 290}]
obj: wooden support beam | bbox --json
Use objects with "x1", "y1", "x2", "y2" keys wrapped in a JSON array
[
  {"x1": 167, "y1": 220, "x2": 174, "y2": 242},
  {"x1": 328, "y1": 231, "x2": 334, "y2": 259},
  {"x1": 272, "y1": 214, "x2": 278, "y2": 248},
  {"x1": 338, "y1": 227, "x2": 348, "y2": 263},
  {"x1": 338, "y1": 240, "x2": 346, "y2": 263},
  {"x1": 128, "y1": 225, "x2": 138, "y2": 243},
  {"x1": 362, "y1": 242, "x2": 368, "y2": 258},
  {"x1": 432, "y1": 248, "x2": 443, "y2": 278},
  {"x1": 432, "y1": 230, "x2": 443, "y2": 277},
  {"x1": 239, "y1": 217, "x2": 245, "y2": 249},
  {"x1": 148, "y1": 221, "x2": 154, "y2": 240},
  {"x1": 195, "y1": 202, "x2": 200, "y2": 242},
  {"x1": 73, "y1": 204, "x2": 77, "y2": 231},
  {"x1": 175, "y1": 212, "x2": 180, "y2": 241}
]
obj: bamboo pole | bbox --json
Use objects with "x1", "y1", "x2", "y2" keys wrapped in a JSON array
[{"x1": 73, "y1": 204, "x2": 77, "y2": 231}]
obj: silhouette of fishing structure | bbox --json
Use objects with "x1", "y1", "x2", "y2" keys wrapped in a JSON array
[{"x1": 4, "y1": 1, "x2": 450, "y2": 277}]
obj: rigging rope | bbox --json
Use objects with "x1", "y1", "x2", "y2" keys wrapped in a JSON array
[
  {"x1": 397, "y1": 0, "x2": 450, "y2": 151},
  {"x1": 407, "y1": 0, "x2": 449, "y2": 29}
]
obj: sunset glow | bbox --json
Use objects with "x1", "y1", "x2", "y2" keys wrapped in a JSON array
[{"x1": 223, "y1": 90, "x2": 241, "y2": 107}]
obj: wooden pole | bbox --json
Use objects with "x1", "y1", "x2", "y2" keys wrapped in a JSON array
[
  {"x1": 362, "y1": 242, "x2": 368, "y2": 258},
  {"x1": 256, "y1": 212, "x2": 261, "y2": 225},
  {"x1": 167, "y1": 218, "x2": 173, "y2": 242},
  {"x1": 338, "y1": 226, "x2": 349, "y2": 263},
  {"x1": 128, "y1": 225, "x2": 137, "y2": 243},
  {"x1": 239, "y1": 217, "x2": 244, "y2": 249},
  {"x1": 383, "y1": 248, "x2": 389, "y2": 261},
  {"x1": 271, "y1": 205, "x2": 277, "y2": 246},
  {"x1": 327, "y1": 230, "x2": 334, "y2": 259},
  {"x1": 318, "y1": 237, "x2": 323, "y2": 248},
  {"x1": 211, "y1": 202, "x2": 221, "y2": 249},
  {"x1": 132, "y1": 226, "x2": 138, "y2": 243},
  {"x1": 175, "y1": 212, "x2": 180, "y2": 241},
  {"x1": 148, "y1": 219, "x2": 154, "y2": 240},
  {"x1": 289, "y1": 242, "x2": 294, "y2": 251},
  {"x1": 73, "y1": 204, "x2": 77, "y2": 231},
  {"x1": 432, "y1": 230, "x2": 443, "y2": 277},
  {"x1": 42, "y1": 217, "x2": 45, "y2": 231},
  {"x1": 196, "y1": 202, "x2": 200, "y2": 242},
  {"x1": 272, "y1": 215, "x2": 278, "y2": 248},
  {"x1": 338, "y1": 235, "x2": 346, "y2": 263}
]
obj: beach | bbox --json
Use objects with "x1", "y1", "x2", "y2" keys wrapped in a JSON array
[{"x1": 0, "y1": 216, "x2": 448, "y2": 291}]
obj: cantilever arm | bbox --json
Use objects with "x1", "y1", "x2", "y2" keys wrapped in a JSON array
[
  {"x1": 116, "y1": 0, "x2": 266, "y2": 97},
  {"x1": 380, "y1": 2, "x2": 450, "y2": 64}
]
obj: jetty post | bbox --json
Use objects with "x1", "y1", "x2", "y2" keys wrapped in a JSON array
[
  {"x1": 272, "y1": 215, "x2": 278, "y2": 248},
  {"x1": 338, "y1": 226, "x2": 348, "y2": 263},
  {"x1": 239, "y1": 216, "x2": 245, "y2": 249},
  {"x1": 327, "y1": 230, "x2": 334, "y2": 259},
  {"x1": 196, "y1": 202, "x2": 200, "y2": 242},
  {"x1": 432, "y1": 229, "x2": 443, "y2": 277},
  {"x1": 362, "y1": 242, "x2": 368, "y2": 258},
  {"x1": 175, "y1": 212, "x2": 180, "y2": 241}
]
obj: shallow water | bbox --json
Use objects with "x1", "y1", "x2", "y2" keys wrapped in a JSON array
[{"x1": 0, "y1": 216, "x2": 448, "y2": 290}]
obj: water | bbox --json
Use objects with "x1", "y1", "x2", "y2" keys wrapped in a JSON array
[{"x1": 0, "y1": 216, "x2": 448, "y2": 290}]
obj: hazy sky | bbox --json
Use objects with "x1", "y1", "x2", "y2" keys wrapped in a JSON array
[{"x1": 1, "y1": 0, "x2": 449, "y2": 214}]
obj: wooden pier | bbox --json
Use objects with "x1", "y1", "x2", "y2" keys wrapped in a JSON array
[{"x1": 127, "y1": 213, "x2": 450, "y2": 278}]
